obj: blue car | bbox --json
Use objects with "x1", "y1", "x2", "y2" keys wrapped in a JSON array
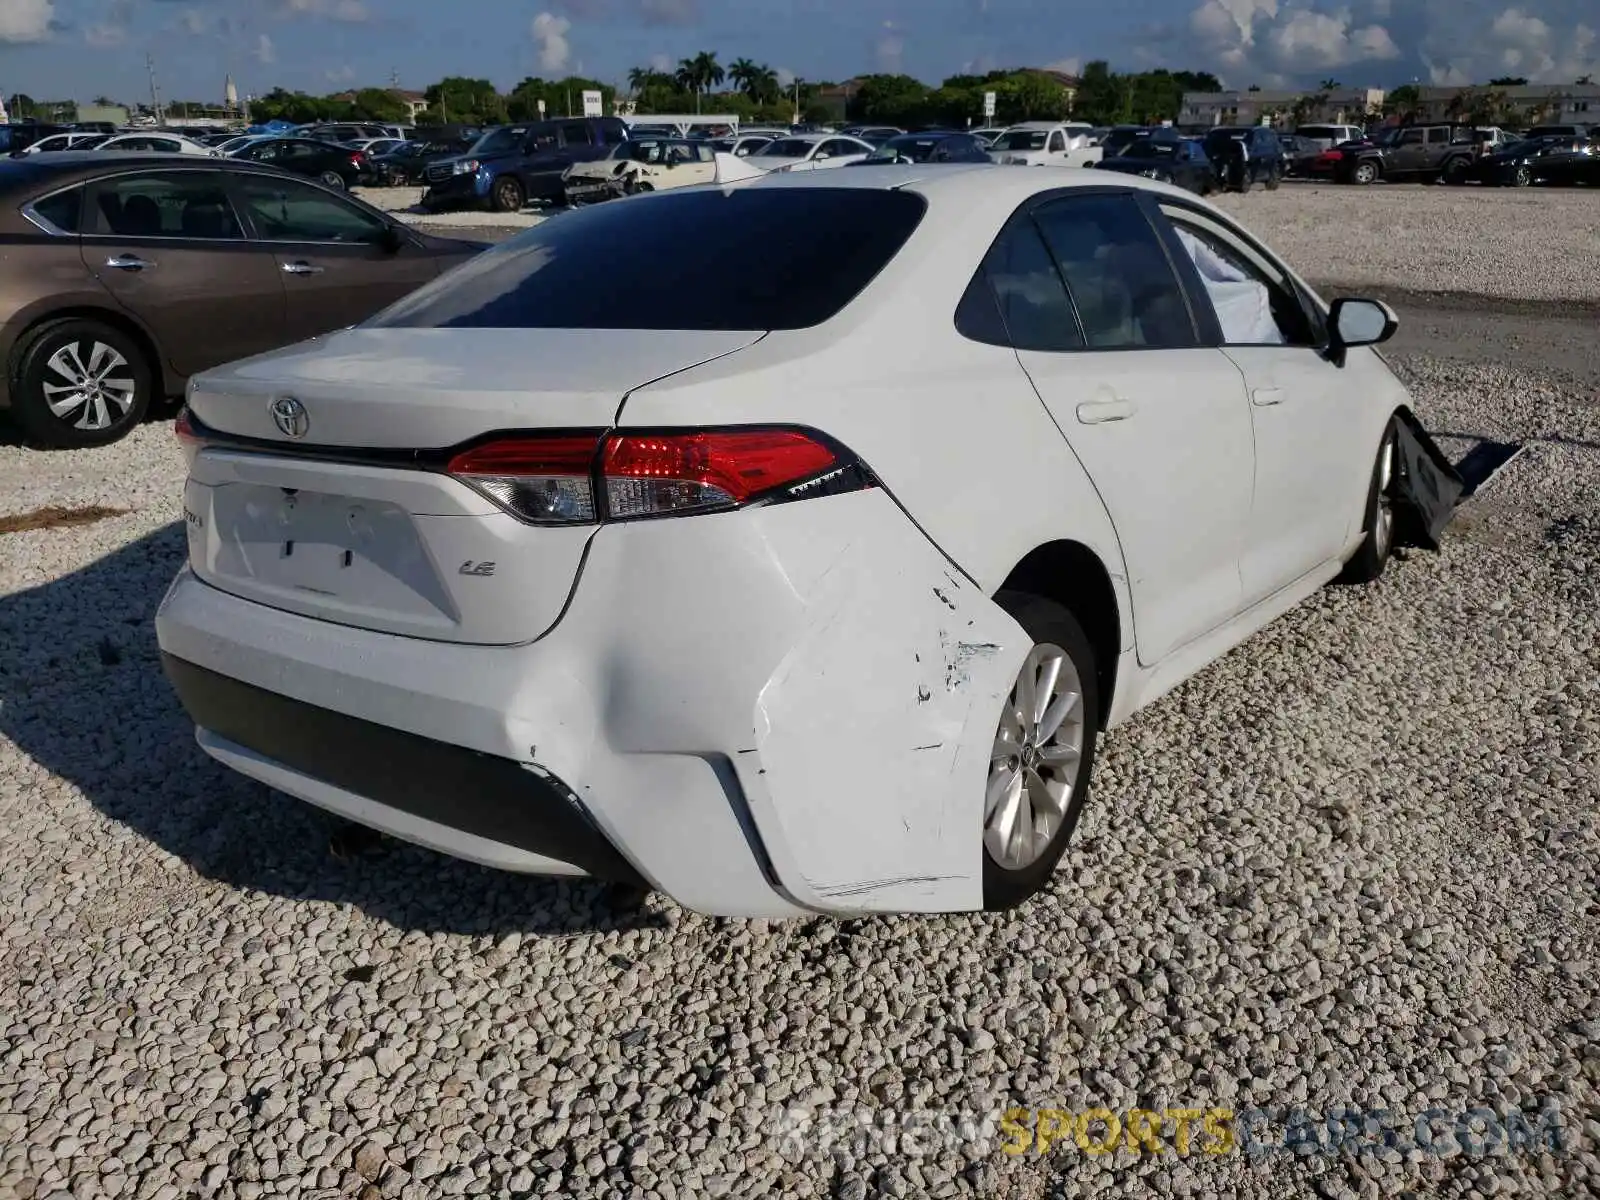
[
  {"x1": 851, "y1": 131, "x2": 995, "y2": 165},
  {"x1": 421, "y1": 116, "x2": 629, "y2": 213}
]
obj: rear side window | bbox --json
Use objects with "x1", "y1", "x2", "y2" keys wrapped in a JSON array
[
  {"x1": 956, "y1": 213, "x2": 1082, "y2": 352},
  {"x1": 29, "y1": 186, "x2": 83, "y2": 234},
  {"x1": 1031, "y1": 194, "x2": 1197, "y2": 350},
  {"x1": 368, "y1": 188, "x2": 927, "y2": 331}
]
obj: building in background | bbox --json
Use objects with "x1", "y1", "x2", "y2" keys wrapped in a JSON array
[
  {"x1": 1181, "y1": 87, "x2": 1383, "y2": 127},
  {"x1": 1406, "y1": 82, "x2": 1599, "y2": 124},
  {"x1": 77, "y1": 103, "x2": 129, "y2": 126}
]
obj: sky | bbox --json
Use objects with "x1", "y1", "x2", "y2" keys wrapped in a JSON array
[{"x1": 0, "y1": 0, "x2": 1595, "y2": 105}]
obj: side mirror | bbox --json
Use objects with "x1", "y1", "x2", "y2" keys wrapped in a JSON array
[
  {"x1": 378, "y1": 224, "x2": 407, "y2": 254},
  {"x1": 1326, "y1": 297, "x2": 1397, "y2": 366}
]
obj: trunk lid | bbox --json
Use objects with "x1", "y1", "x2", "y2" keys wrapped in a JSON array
[{"x1": 182, "y1": 326, "x2": 762, "y2": 644}]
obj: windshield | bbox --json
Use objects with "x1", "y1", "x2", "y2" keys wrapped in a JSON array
[
  {"x1": 469, "y1": 127, "x2": 527, "y2": 155},
  {"x1": 1122, "y1": 141, "x2": 1177, "y2": 159},
  {"x1": 756, "y1": 138, "x2": 817, "y2": 158},
  {"x1": 368, "y1": 188, "x2": 928, "y2": 332},
  {"x1": 993, "y1": 130, "x2": 1049, "y2": 151},
  {"x1": 868, "y1": 136, "x2": 944, "y2": 162}
]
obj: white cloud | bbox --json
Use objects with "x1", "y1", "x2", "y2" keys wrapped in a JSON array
[
  {"x1": 649, "y1": 52, "x2": 671, "y2": 72},
  {"x1": 178, "y1": 7, "x2": 208, "y2": 34},
  {"x1": 324, "y1": 64, "x2": 356, "y2": 83},
  {"x1": 1422, "y1": 4, "x2": 1598, "y2": 85},
  {"x1": 775, "y1": 66, "x2": 795, "y2": 88},
  {"x1": 84, "y1": 22, "x2": 125, "y2": 46},
  {"x1": 532, "y1": 11, "x2": 572, "y2": 72},
  {"x1": 1043, "y1": 56, "x2": 1082, "y2": 76},
  {"x1": 253, "y1": 33, "x2": 276, "y2": 63},
  {"x1": 0, "y1": 0, "x2": 54, "y2": 43},
  {"x1": 1191, "y1": 0, "x2": 1402, "y2": 76},
  {"x1": 875, "y1": 20, "x2": 904, "y2": 72},
  {"x1": 274, "y1": 0, "x2": 369, "y2": 21}
]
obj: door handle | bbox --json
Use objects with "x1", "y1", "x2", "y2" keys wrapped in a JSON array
[
  {"x1": 1075, "y1": 398, "x2": 1137, "y2": 425},
  {"x1": 1251, "y1": 387, "x2": 1285, "y2": 406},
  {"x1": 105, "y1": 255, "x2": 153, "y2": 271},
  {"x1": 282, "y1": 261, "x2": 325, "y2": 275}
]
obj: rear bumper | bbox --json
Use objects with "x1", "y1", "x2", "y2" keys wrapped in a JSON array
[
  {"x1": 161, "y1": 652, "x2": 643, "y2": 883},
  {"x1": 155, "y1": 488, "x2": 1030, "y2": 918}
]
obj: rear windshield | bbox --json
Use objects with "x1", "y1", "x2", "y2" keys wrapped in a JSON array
[{"x1": 368, "y1": 188, "x2": 928, "y2": 331}]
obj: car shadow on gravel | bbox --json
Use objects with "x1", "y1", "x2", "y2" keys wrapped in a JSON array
[{"x1": 0, "y1": 523, "x2": 668, "y2": 937}]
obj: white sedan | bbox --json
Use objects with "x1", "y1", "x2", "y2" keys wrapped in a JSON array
[
  {"x1": 748, "y1": 133, "x2": 875, "y2": 172},
  {"x1": 158, "y1": 165, "x2": 1419, "y2": 919},
  {"x1": 96, "y1": 132, "x2": 218, "y2": 156}
]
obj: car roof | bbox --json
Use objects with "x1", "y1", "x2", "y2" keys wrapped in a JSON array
[
  {"x1": 736, "y1": 161, "x2": 1197, "y2": 206},
  {"x1": 0, "y1": 151, "x2": 326, "y2": 191}
]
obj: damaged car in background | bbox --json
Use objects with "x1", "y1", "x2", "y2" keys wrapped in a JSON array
[
  {"x1": 561, "y1": 137, "x2": 719, "y2": 204},
  {"x1": 156, "y1": 167, "x2": 1463, "y2": 919}
]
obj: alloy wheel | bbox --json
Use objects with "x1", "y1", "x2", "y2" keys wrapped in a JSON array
[
  {"x1": 984, "y1": 642, "x2": 1086, "y2": 871},
  {"x1": 1374, "y1": 435, "x2": 1396, "y2": 558},
  {"x1": 42, "y1": 340, "x2": 137, "y2": 431}
]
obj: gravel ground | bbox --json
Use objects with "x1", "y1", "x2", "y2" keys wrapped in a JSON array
[
  {"x1": 1210, "y1": 182, "x2": 1600, "y2": 305},
  {"x1": 354, "y1": 186, "x2": 549, "y2": 229},
  {"x1": 2, "y1": 339, "x2": 1598, "y2": 1197}
]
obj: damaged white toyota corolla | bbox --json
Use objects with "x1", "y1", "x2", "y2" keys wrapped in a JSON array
[{"x1": 156, "y1": 166, "x2": 1443, "y2": 918}]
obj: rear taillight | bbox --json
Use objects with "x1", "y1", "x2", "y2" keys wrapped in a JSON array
[
  {"x1": 446, "y1": 428, "x2": 869, "y2": 525},
  {"x1": 174, "y1": 405, "x2": 204, "y2": 467},
  {"x1": 446, "y1": 434, "x2": 601, "y2": 524}
]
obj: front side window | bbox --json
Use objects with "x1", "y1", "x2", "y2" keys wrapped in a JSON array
[
  {"x1": 1031, "y1": 194, "x2": 1196, "y2": 350},
  {"x1": 86, "y1": 172, "x2": 242, "y2": 239},
  {"x1": 368, "y1": 188, "x2": 927, "y2": 331},
  {"x1": 994, "y1": 130, "x2": 1049, "y2": 151},
  {"x1": 1398, "y1": 129, "x2": 1424, "y2": 144},
  {"x1": 235, "y1": 175, "x2": 388, "y2": 243},
  {"x1": 1161, "y1": 205, "x2": 1319, "y2": 347}
]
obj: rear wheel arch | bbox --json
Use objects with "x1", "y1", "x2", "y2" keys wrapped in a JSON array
[
  {"x1": 998, "y1": 540, "x2": 1122, "y2": 729},
  {"x1": 9, "y1": 306, "x2": 168, "y2": 402}
]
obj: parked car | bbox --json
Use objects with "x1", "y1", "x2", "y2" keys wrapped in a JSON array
[
  {"x1": 421, "y1": 117, "x2": 629, "y2": 212},
  {"x1": 1525, "y1": 124, "x2": 1591, "y2": 139},
  {"x1": 1099, "y1": 125, "x2": 1176, "y2": 158},
  {"x1": 97, "y1": 132, "x2": 219, "y2": 156},
  {"x1": 0, "y1": 124, "x2": 74, "y2": 155},
  {"x1": 841, "y1": 125, "x2": 906, "y2": 147},
  {"x1": 1276, "y1": 133, "x2": 1321, "y2": 177},
  {"x1": 561, "y1": 138, "x2": 718, "y2": 203},
  {"x1": 713, "y1": 134, "x2": 777, "y2": 157},
  {"x1": 1460, "y1": 135, "x2": 1600, "y2": 186},
  {"x1": 370, "y1": 139, "x2": 475, "y2": 186},
  {"x1": 989, "y1": 123, "x2": 1102, "y2": 167},
  {"x1": 971, "y1": 127, "x2": 1008, "y2": 146},
  {"x1": 1091, "y1": 137, "x2": 1215, "y2": 193},
  {"x1": 1334, "y1": 124, "x2": 1478, "y2": 184},
  {"x1": 854, "y1": 131, "x2": 995, "y2": 165},
  {"x1": 0, "y1": 153, "x2": 486, "y2": 447},
  {"x1": 1202, "y1": 126, "x2": 1283, "y2": 190},
  {"x1": 20, "y1": 132, "x2": 107, "y2": 155},
  {"x1": 229, "y1": 137, "x2": 375, "y2": 190},
  {"x1": 748, "y1": 134, "x2": 876, "y2": 172},
  {"x1": 1294, "y1": 124, "x2": 1364, "y2": 152},
  {"x1": 157, "y1": 167, "x2": 1420, "y2": 919},
  {"x1": 301, "y1": 123, "x2": 397, "y2": 145}
]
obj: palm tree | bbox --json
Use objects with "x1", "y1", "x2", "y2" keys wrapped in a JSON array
[
  {"x1": 627, "y1": 66, "x2": 652, "y2": 95},
  {"x1": 728, "y1": 57, "x2": 758, "y2": 96},
  {"x1": 693, "y1": 51, "x2": 725, "y2": 93},
  {"x1": 752, "y1": 66, "x2": 781, "y2": 105},
  {"x1": 1319, "y1": 78, "x2": 1341, "y2": 91}
]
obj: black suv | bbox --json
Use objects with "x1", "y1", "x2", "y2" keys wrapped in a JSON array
[
  {"x1": 1336, "y1": 124, "x2": 1478, "y2": 184},
  {"x1": 421, "y1": 117, "x2": 628, "y2": 213},
  {"x1": 1202, "y1": 126, "x2": 1283, "y2": 191}
]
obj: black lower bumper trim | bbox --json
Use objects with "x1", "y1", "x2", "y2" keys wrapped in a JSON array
[{"x1": 161, "y1": 653, "x2": 643, "y2": 884}]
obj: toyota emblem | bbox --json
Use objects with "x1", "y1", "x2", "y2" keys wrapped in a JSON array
[{"x1": 270, "y1": 396, "x2": 309, "y2": 439}]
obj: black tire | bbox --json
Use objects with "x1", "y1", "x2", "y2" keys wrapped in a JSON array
[
  {"x1": 1513, "y1": 165, "x2": 1532, "y2": 188},
  {"x1": 1336, "y1": 421, "x2": 1398, "y2": 585},
  {"x1": 1442, "y1": 158, "x2": 1467, "y2": 185},
  {"x1": 982, "y1": 591, "x2": 1101, "y2": 912},
  {"x1": 490, "y1": 176, "x2": 525, "y2": 214},
  {"x1": 1264, "y1": 166, "x2": 1281, "y2": 190},
  {"x1": 9, "y1": 317, "x2": 153, "y2": 449},
  {"x1": 318, "y1": 170, "x2": 346, "y2": 191}
]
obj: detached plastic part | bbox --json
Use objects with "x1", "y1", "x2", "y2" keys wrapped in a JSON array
[{"x1": 1392, "y1": 409, "x2": 1465, "y2": 550}]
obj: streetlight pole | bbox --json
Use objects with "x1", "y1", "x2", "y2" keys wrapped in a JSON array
[{"x1": 792, "y1": 77, "x2": 801, "y2": 126}]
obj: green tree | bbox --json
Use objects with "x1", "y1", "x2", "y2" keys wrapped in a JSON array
[
  {"x1": 1072, "y1": 60, "x2": 1121, "y2": 124},
  {"x1": 846, "y1": 73, "x2": 929, "y2": 122},
  {"x1": 424, "y1": 76, "x2": 503, "y2": 125},
  {"x1": 351, "y1": 87, "x2": 407, "y2": 122},
  {"x1": 1384, "y1": 83, "x2": 1420, "y2": 118},
  {"x1": 1488, "y1": 76, "x2": 1527, "y2": 86}
]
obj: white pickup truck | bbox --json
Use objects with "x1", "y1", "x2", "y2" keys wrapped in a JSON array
[{"x1": 987, "y1": 122, "x2": 1102, "y2": 167}]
